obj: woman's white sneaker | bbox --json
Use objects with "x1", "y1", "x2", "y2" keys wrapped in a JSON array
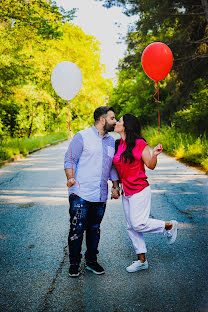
[
  {"x1": 167, "y1": 220, "x2": 178, "y2": 244},
  {"x1": 126, "y1": 260, "x2": 148, "y2": 272}
]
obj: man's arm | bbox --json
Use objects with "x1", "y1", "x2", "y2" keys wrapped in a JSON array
[
  {"x1": 65, "y1": 169, "x2": 75, "y2": 180},
  {"x1": 65, "y1": 169, "x2": 76, "y2": 187},
  {"x1": 64, "y1": 133, "x2": 83, "y2": 187}
]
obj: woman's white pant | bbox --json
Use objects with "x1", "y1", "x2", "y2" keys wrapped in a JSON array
[{"x1": 122, "y1": 186, "x2": 165, "y2": 254}]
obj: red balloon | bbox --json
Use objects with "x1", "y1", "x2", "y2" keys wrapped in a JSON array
[{"x1": 141, "y1": 42, "x2": 173, "y2": 81}]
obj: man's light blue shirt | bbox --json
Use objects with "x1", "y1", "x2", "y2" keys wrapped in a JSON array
[{"x1": 64, "y1": 125, "x2": 119, "y2": 202}]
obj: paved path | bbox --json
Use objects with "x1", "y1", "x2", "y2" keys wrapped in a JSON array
[{"x1": 0, "y1": 140, "x2": 207, "y2": 312}]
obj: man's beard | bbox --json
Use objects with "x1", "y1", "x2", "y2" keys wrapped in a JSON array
[{"x1": 104, "y1": 121, "x2": 115, "y2": 132}]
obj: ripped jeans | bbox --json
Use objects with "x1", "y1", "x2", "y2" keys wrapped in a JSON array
[{"x1": 68, "y1": 194, "x2": 106, "y2": 265}]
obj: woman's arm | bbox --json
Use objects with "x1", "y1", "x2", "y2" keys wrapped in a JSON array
[{"x1": 142, "y1": 144, "x2": 163, "y2": 170}]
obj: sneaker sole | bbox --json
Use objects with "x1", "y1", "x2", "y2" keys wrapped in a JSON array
[
  {"x1": 69, "y1": 272, "x2": 81, "y2": 277},
  {"x1": 168, "y1": 220, "x2": 178, "y2": 245},
  {"x1": 86, "y1": 266, "x2": 105, "y2": 275},
  {"x1": 69, "y1": 268, "x2": 81, "y2": 277},
  {"x1": 126, "y1": 265, "x2": 148, "y2": 273}
]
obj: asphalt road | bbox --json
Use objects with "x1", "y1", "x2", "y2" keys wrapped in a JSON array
[{"x1": 0, "y1": 139, "x2": 207, "y2": 312}]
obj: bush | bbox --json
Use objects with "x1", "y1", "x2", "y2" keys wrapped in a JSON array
[
  {"x1": 171, "y1": 79, "x2": 208, "y2": 135},
  {"x1": 143, "y1": 125, "x2": 208, "y2": 172},
  {"x1": 0, "y1": 130, "x2": 68, "y2": 162}
]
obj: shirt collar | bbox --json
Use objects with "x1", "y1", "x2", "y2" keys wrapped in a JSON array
[{"x1": 91, "y1": 125, "x2": 109, "y2": 139}]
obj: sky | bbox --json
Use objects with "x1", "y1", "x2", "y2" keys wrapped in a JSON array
[{"x1": 56, "y1": 0, "x2": 136, "y2": 79}]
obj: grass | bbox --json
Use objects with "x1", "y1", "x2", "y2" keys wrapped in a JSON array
[
  {"x1": 0, "y1": 131, "x2": 69, "y2": 162},
  {"x1": 1, "y1": 126, "x2": 208, "y2": 173},
  {"x1": 142, "y1": 126, "x2": 208, "y2": 173}
]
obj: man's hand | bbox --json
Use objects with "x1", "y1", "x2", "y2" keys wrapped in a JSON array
[
  {"x1": 67, "y1": 178, "x2": 76, "y2": 188},
  {"x1": 111, "y1": 187, "x2": 120, "y2": 199}
]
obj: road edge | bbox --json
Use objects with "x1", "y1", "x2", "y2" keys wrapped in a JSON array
[{"x1": 0, "y1": 138, "x2": 69, "y2": 168}]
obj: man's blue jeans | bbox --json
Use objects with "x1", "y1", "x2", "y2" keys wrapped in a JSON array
[{"x1": 68, "y1": 194, "x2": 106, "y2": 265}]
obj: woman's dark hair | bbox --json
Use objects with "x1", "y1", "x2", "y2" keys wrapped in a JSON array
[{"x1": 116, "y1": 114, "x2": 145, "y2": 164}]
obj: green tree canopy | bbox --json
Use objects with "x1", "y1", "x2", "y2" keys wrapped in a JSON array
[
  {"x1": 0, "y1": 1, "x2": 112, "y2": 138},
  {"x1": 0, "y1": 0, "x2": 76, "y2": 38},
  {"x1": 96, "y1": 0, "x2": 208, "y2": 134}
]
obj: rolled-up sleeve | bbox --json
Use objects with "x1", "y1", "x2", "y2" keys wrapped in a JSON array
[
  {"x1": 109, "y1": 163, "x2": 119, "y2": 181},
  {"x1": 64, "y1": 133, "x2": 83, "y2": 170}
]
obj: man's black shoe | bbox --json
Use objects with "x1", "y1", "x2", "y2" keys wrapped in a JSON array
[
  {"x1": 86, "y1": 262, "x2": 105, "y2": 275},
  {"x1": 69, "y1": 265, "x2": 80, "y2": 277}
]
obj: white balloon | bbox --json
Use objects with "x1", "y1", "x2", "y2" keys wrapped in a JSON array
[{"x1": 51, "y1": 61, "x2": 82, "y2": 101}]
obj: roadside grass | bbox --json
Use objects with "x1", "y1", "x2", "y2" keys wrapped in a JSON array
[
  {"x1": 143, "y1": 126, "x2": 208, "y2": 173},
  {"x1": 0, "y1": 131, "x2": 69, "y2": 162},
  {"x1": 1, "y1": 126, "x2": 207, "y2": 173}
]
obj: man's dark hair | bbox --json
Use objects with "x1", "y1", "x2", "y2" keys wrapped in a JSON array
[{"x1": 94, "y1": 106, "x2": 114, "y2": 123}]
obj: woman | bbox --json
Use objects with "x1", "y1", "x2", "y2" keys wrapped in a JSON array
[{"x1": 112, "y1": 114, "x2": 178, "y2": 273}]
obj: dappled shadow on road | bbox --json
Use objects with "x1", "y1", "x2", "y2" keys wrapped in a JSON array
[
  {"x1": 146, "y1": 153, "x2": 208, "y2": 226},
  {"x1": 0, "y1": 141, "x2": 208, "y2": 312},
  {"x1": 0, "y1": 141, "x2": 74, "y2": 312},
  {"x1": 0, "y1": 142, "x2": 70, "y2": 209},
  {"x1": 0, "y1": 187, "x2": 68, "y2": 210},
  {"x1": 1, "y1": 187, "x2": 66, "y2": 196},
  {"x1": 0, "y1": 194, "x2": 67, "y2": 212},
  {"x1": 0, "y1": 142, "x2": 69, "y2": 179}
]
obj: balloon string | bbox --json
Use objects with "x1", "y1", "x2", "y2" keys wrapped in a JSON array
[
  {"x1": 153, "y1": 81, "x2": 161, "y2": 144},
  {"x1": 68, "y1": 104, "x2": 72, "y2": 138},
  {"x1": 69, "y1": 120, "x2": 71, "y2": 134},
  {"x1": 68, "y1": 103, "x2": 80, "y2": 193}
]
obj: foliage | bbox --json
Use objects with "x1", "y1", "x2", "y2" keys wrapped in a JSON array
[
  {"x1": 171, "y1": 78, "x2": 208, "y2": 135},
  {"x1": 0, "y1": 0, "x2": 76, "y2": 39},
  {"x1": 0, "y1": 131, "x2": 68, "y2": 161},
  {"x1": 0, "y1": 1, "x2": 112, "y2": 141},
  {"x1": 96, "y1": 0, "x2": 208, "y2": 135},
  {"x1": 143, "y1": 125, "x2": 208, "y2": 172},
  {"x1": 110, "y1": 68, "x2": 158, "y2": 125}
]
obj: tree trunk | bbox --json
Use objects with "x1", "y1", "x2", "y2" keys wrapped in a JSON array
[
  {"x1": 201, "y1": 0, "x2": 208, "y2": 22},
  {"x1": 28, "y1": 113, "x2": 34, "y2": 138}
]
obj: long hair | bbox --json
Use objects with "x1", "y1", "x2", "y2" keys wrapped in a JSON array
[{"x1": 118, "y1": 114, "x2": 145, "y2": 164}]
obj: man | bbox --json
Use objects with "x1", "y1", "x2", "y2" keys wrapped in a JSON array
[{"x1": 64, "y1": 106, "x2": 120, "y2": 277}]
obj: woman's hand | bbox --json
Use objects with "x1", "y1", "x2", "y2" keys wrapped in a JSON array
[
  {"x1": 67, "y1": 178, "x2": 76, "y2": 188},
  {"x1": 111, "y1": 187, "x2": 120, "y2": 199},
  {"x1": 153, "y1": 144, "x2": 163, "y2": 157}
]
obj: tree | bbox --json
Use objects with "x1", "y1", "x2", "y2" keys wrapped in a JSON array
[
  {"x1": 0, "y1": 0, "x2": 76, "y2": 39},
  {"x1": 96, "y1": 0, "x2": 208, "y2": 134},
  {"x1": 0, "y1": 0, "x2": 77, "y2": 137},
  {"x1": 0, "y1": 18, "x2": 112, "y2": 137}
]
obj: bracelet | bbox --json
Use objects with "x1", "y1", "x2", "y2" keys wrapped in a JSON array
[{"x1": 112, "y1": 186, "x2": 120, "y2": 191}]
